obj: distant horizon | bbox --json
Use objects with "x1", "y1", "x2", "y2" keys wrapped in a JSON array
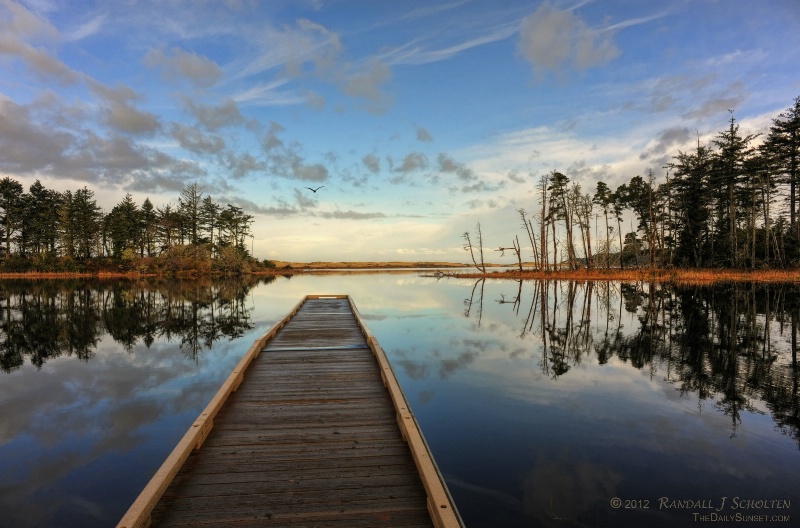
[{"x1": 1, "y1": 1, "x2": 798, "y2": 262}]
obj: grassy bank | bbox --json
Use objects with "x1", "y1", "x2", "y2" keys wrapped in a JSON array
[
  {"x1": 3, "y1": 261, "x2": 800, "y2": 284},
  {"x1": 269, "y1": 260, "x2": 471, "y2": 269},
  {"x1": 431, "y1": 268, "x2": 800, "y2": 284}
]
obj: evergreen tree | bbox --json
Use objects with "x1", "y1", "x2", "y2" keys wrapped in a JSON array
[
  {"x1": 140, "y1": 198, "x2": 158, "y2": 257},
  {"x1": 764, "y1": 97, "x2": 800, "y2": 230},
  {"x1": 710, "y1": 112, "x2": 758, "y2": 266},
  {"x1": 669, "y1": 139, "x2": 713, "y2": 267},
  {"x1": 201, "y1": 196, "x2": 220, "y2": 250},
  {"x1": 593, "y1": 181, "x2": 614, "y2": 268},
  {"x1": 72, "y1": 187, "x2": 102, "y2": 259},
  {"x1": 58, "y1": 191, "x2": 75, "y2": 258},
  {"x1": 219, "y1": 204, "x2": 254, "y2": 253},
  {"x1": 105, "y1": 194, "x2": 141, "y2": 258},
  {"x1": 548, "y1": 171, "x2": 576, "y2": 269},
  {"x1": 156, "y1": 204, "x2": 181, "y2": 251},
  {"x1": 624, "y1": 174, "x2": 657, "y2": 267},
  {"x1": 24, "y1": 181, "x2": 62, "y2": 256},
  {"x1": 0, "y1": 177, "x2": 23, "y2": 258},
  {"x1": 611, "y1": 184, "x2": 627, "y2": 269},
  {"x1": 179, "y1": 183, "x2": 204, "y2": 245}
]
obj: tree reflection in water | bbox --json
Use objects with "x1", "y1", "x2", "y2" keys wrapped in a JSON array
[
  {"x1": 0, "y1": 276, "x2": 274, "y2": 372},
  {"x1": 469, "y1": 279, "x2": 800, "y2": 447}
]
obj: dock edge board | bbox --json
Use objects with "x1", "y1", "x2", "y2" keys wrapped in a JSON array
[
  {"x1": 348, "y1": 296, "x2": 464, "y2": 528},
  {"x1": 116, "y1": 294, "x2": 463, "y2": 528}
]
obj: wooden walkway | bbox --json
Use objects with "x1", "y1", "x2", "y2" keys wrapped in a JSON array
[{"x1": 118, "y1": 295, "x2": 462, "y2": 528}]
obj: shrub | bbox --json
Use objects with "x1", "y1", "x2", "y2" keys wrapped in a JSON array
[
  {"x1": 157, "y1": 244, "x2": 212, "y2": 276},
  {"x1": 0, "y1": 255, "x2": 32, "y2": 273},
  {"x1": 213, "y1": 246, "x2": 251, "y2": 274}
]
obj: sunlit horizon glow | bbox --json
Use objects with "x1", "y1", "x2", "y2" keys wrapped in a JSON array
[{"x1": 1, "y1": 0, "x2": 798, "y2": 262}]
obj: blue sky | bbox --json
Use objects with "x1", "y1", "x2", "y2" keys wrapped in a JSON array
[{"x1": 1, "y1": 0, "x2": 798, "y2": 262}]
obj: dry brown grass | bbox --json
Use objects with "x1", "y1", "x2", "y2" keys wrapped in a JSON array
[
  {"x1": 5, "y1": 264, "x2": 800, "y2": 284},
  {"x1": 0, "y1": 271, "x2": 156, "y2": 280},
  {"x1": 269, "y1": 261, "x2": 470, "y2": 270},
  {"x1": 433, "y1": 268, "x2": 800, "y2": 284}
]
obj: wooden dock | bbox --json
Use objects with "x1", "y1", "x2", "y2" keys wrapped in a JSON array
[{"x1": 118, "y1": 295, "x2": 462, "y2": 528}]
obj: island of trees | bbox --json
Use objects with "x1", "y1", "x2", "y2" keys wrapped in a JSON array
[
  {"x1": 0, "y1": 182, "x2": 270, "y2": 275},
  {"x1": 463, "y1": 95, "x2": 800, "y2": 275}
]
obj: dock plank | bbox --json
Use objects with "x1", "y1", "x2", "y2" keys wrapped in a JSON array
[{"x1": 123, "y1": 296, "x2": 459, "y2": 528}]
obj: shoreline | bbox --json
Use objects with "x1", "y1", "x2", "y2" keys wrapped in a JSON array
[
  {"x1": 427, "y1": 268, "x2": 800, "y2": 284},
  {"x1": 2, "y1": 266, "x2": 800, "y2": 283}
]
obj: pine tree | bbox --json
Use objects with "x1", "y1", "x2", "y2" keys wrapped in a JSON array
[
  {"x1": 710, "y1": 112, "x2": 758, "y2": 267},
  {"x1": 669, "y1": 138, "x2": 713, "y2": 267},
  {"x1": 72, "y1": 187, "x2": 102, "y2": 259},
  {"x1": 179, "y1": 183, "x2": 204, "y2": 245},
  {"x1": 201, "y1": 196, "x2": 221, "y2": 252},
  {"x1": 0, "y1": 177, "x2": 23, "y2": 258},
  {"x1": 24, "y1": 181, "x2": 62, "y2": 256},
  {"x1": 105, "y1": 194, "x2": 141, "y2": 258},
  {"x1": 548, "y1": 171, "x2": 576, "y2": 269},
  {"x1": 593, "y1": 181, "x2": 614, "y2": 269},
  {"x1": 764, "y1": 97, "x2": 800, "y2": 230},
  {"x1": 140, "y1": 198, "x2": 157, "y2": 257}
]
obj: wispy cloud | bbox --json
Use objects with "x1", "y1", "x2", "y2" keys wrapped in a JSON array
[
  {"x1": 233, "y1": 79, "x2": 305, "y2": 107},
  {"x1": 603, "y1": 10, "x2": 672, "y2": 32},
  {"x1": 318, "y1": 209, "x2": 386, "y2": 220},
  {"x1": 64, "y1": 13, "x2": 106, "y2": 41},
  {"x1": 382, "y1": 22, "x2": 517, "y2": 66}
]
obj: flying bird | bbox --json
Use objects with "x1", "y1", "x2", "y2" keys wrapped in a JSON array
[{"x1": 304, "y1": 186, "x2": 325, "y2": 193}]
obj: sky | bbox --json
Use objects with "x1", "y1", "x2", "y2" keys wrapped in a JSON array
[{"x1": 1, "y1": 0, "x2": 799, "y2": 263}]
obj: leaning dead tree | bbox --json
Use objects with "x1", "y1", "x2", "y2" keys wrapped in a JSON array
[
  {"x1": 518, "y1": 209, "x2": 540, "y2": 270},
  {"x1": 463, "y1": 222, "x2": 486, "y2": 273},
  {"x1": 496, "y1": 235, "x2": 523, "y2": 273}
]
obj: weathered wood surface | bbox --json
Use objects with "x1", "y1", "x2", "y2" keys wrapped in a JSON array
[{"x1": 120, "y1": 295, "x2": 461, "y2": 528}]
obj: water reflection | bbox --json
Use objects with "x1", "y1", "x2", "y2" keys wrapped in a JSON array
[
  {"x1": 0, "y1": 276, "x2": 274, "y2": 372},
  {"x1": 460, "y1": 279, "x2": 800, "y2": 447},
  {"x1": 0, "y1": 276, "x2": 280, "y2": 528},
  {"x1": 1, "y1": 274, "x2": 799, "y2": 528}
]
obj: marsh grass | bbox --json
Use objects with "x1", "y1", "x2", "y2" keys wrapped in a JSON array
[{"x1": 433, "y1": 268, "x2": 800, "y2": 284}]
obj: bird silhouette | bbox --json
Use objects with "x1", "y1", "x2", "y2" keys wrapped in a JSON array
[{"x1": 304, "y1": 186, "x2": 325, "y2": 193}]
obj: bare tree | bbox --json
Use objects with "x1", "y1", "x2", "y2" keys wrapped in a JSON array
[
  {"x1": 538, "y1": 174, "x2": 549, "y2": 271},
  {"x1": 463, "y1": 222, "x2": 486, "y2": 273},
  {"x1": 518, "y1": 208, "x2": 539, "y2": 268},
  {"x1": 496, "y1": 235, "x2": 523, "y2": 273}
]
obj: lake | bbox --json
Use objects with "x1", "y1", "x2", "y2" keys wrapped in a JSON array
[{"x1": 1, "y1": 273, "x2": 798, "y2": 527}]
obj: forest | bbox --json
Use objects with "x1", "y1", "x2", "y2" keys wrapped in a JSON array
[
  {"x1": 466, "y1": 95, "x2": 800, "y2": 272},
  {"x1": 0, "y1": 181, "x2": 265, "y2": 274}
]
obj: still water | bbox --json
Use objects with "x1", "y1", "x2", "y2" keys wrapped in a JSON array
[{"x1": 1, "y1": 274, "x2": 798, "y2": 528}]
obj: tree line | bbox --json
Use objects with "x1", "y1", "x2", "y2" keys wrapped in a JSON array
[
  {"x1": 0, "y1": 181, "x2": 259, "y2": 273},
  {"x1": 474, "y1": 95, "x2": 800, "y2": 270}
]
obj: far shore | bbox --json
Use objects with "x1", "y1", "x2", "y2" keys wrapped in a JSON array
[
  {"x1": 427, "y1": 267, "x2": 800, "y2": 284},
  {"x1": 268, "y1": 260, "x2": 473, "y2": 269},
  {"x1": 2, "y1": 263, "x2": 800, "y2": 284}
]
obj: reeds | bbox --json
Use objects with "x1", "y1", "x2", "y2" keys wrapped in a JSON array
[{"x1": 434, "y1": 268, "x2": 800, "y2": 284}]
